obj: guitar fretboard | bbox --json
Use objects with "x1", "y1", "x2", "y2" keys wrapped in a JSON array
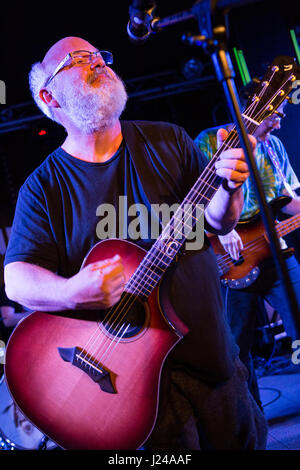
[
  {"x1": 125, "y1": 129, "x2": 249, "y2": 300},
  {"x1": 276, "y1": 213, "x2": 300, "y2": 238},
  {"x1": 124, "y1": 60, "x2": 298, "y2": 300}
]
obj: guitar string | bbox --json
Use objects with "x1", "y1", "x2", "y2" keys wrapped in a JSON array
[
  {"x1": 77, "y1": 68, "x2": 290, "y2": 368},
  {"x1": 76, "y1": 162, "x2": 224, "y2": 365},
  {"x1": 217, "y1": 234, "x2": 271, "y2": 272},
  {"x1": 77, "y1": 116, "x2": 251, "y2": 364},
  {"x1": 217, "y1": 214, "x2": 300, "y2": 269},
  {"x1": 91, "y1": 71, "x2": 295, "y2": 365},
  {"x1": 78, "y1": 91, "x2": 266, "y2": 365},
  {"x1": 76, "y1": 127, "x2": 242, "y2": 367},
  {"x1": 75, "y1": 111, "x2": 252, "y2": 364},
  {"x1": 88, "y1": 103, "x2": 274, "y2": 360},
  {"x1": 79, "y1": 77, "x2": 282, "y2": 366},
  {"x1": 79, "y1": 120, "x2": 257, "y2": 367},
  {"x1": 217, "y1": 213, "x2": 300, "y2": 272},
  {"x1": 77, "y1": 79, "x2": 280, "y2": 367},
  {"x1": 77, "y1": 69, "x2": 291, "y2": 367}
]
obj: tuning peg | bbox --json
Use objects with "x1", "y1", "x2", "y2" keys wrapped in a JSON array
[{"x1": 273, "y1": 110, "x2": 286, "y2": 118}]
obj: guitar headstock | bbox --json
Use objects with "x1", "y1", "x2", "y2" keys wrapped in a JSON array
[{"x1": 244, "y1": 56, "x2": 300, "y2": 126}]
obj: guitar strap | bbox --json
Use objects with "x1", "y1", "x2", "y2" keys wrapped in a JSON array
[{"x1": 264, "y1": 139, "x2": 296, "y2": 198}]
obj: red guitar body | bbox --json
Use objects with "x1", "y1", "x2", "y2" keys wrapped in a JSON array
[
  {"x1": 208, "y1": 214, "x2": 271, "y2": 287},
  {"x1": 5, "y1": 239, "x2": 187, "y2": 450}
]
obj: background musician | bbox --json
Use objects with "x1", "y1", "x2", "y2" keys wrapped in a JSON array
[{"x1": 194, "y1": 84, "x2": 300, "y2": 409}]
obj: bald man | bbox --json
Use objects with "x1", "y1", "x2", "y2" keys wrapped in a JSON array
[{"x1": 4, "y1": 37, "x2": 267, "y2": 450}]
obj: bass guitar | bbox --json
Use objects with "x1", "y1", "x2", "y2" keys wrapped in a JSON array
[
  {"x1": 5, "y1": 57, "x2": 300, "y2": 449},
  {"x1": 209, "y1": 196, "x2": 300, "y2": 289}
]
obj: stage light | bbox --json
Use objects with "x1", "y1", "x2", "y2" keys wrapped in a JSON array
[{"x1": 181, "y1": 58, "x2": 204, "y2": 80}]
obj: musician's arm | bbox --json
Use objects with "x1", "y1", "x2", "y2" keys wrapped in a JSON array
[
  {"x1": 203, "y1": 128, "x2": 253, "y2": 235},
  {"x1": 4, "y1": 262, "x2": 71, "y2": 311},
  {"x1": 205, "y1": 185, "x2": 244, "y2": 235},
  {"x1": 4, "y1": 257, "x2": 125, "y2": 312},
  {"x1": 281, "y1": 195, "x2": 300, "y2": 215}
]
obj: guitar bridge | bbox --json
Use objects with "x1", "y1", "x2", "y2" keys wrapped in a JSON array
[{"x1": 57, "y1": 346, "x2": 116, "y2": 394}]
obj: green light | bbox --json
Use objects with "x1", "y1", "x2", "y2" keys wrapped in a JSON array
[
  {"x1": 290, "y1": 29, "x2": 300, "y2": 65},
  {"x1": 233, "y1": 47, "x2": 251, "y2": 86},
  {"x1": 233, "y1": 47, "x2": 245, "y2": 85},
  {"x1": 238, "y1": 50, "x2": 251, "y2": 85}
]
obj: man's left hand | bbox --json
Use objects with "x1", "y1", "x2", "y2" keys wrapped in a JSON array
[{"x1": 215, "y1": 128, "x2": 255, "y2": 190}]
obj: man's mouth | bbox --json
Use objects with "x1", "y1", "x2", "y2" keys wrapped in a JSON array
[
  {"x1": 90, "y1": 73, "x2": 105, "y2": 85},
  {"x1": 89, "y1": 68, "x2": 111, "y2": 85}
]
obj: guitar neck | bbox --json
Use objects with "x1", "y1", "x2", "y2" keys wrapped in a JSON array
[
  {"x1": 276, "y1": 213, "x2": 300, "y2": 238},
  {"x1": 126, "y1": 125, "x2": 258, "y2": 300},
  {"x1": 125, "y1": 54, "x2": 300, "y2": 300}
]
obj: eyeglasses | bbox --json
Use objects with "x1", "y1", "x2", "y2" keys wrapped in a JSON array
[{"x1": 44, "y1": 50, "x2": 113, "y2": 87}]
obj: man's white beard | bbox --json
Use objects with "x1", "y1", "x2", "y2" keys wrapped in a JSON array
[{"x1": 55, "y1": 70, "x2": 128, "y2": 134}]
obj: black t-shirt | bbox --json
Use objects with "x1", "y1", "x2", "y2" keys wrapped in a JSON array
[{"x1": 5, "y1": 120, "x2": 238, "y2": 382}]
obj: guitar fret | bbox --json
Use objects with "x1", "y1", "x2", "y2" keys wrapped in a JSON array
[
  {"x1": 185, "y1": 194, "x2": 210, "y2": 203},
  {"x1": 160, "y1": 209, "x2": 204, "y2": 242},
  {"x1": 191, "y1": 180, "x2": 219, "y2": 192},
  {"x1": 125, "y1": 284, "x2": 150, "y2": 300},
  {"x1": 276, "y1": 214, "x2": 300, "y2": 238},
  {"x1": 127, "y1": 268, "x2": 159, "y2": 288},
  {"x1": 127, "y1": 268, "x2": 159, "y2": 289},
  {"x1": 127, "y1": 235, "x2": 186, "y2": 295}
]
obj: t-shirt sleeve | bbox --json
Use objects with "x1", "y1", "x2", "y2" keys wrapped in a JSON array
[
  {"x1": 267, "y1": 136, "x2": 300, "y2": 197},
  {"x1": 194, "y1": 125, "x2": 234, "y2": 164},
  {"x1": 4, "y1": 176, "x2": 59, "y2": 272},
  {"x1": 277, "y1": 139, "x2": 300, "y2": 191},
  {"x1": 194, "y1": 128, "x2": 218, "y2": 162}
]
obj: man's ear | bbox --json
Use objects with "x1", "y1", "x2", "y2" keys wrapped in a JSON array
[{"x1": 39, "y1": 89, "x2": 60, "y2": 108}]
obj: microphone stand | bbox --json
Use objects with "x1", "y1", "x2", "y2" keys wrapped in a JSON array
[{"x1": 146, "y1": 0, "x2": 300, "y2": 326}]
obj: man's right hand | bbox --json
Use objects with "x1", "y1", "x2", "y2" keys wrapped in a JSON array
[
  {"x1": 66, "y1": 254, "x2": 125, "y2": 310},
  {"x1": 218, "y1": 229, "x2": 243, "y2": 261}
]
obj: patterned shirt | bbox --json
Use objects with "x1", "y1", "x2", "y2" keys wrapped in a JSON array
[{"x1": 194, "y1": 125, "x2": 300, "y2": 220}]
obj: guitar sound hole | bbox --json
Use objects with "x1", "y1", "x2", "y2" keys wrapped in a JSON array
[{"x1": 101, "y1": 294, "x2": 148, "y2": 339}]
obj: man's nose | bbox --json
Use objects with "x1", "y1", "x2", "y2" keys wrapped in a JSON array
[
  {"x1": 272, "y1": 118, "x2": 281, "y2": 129},
  {"x1": 90, "y1": 54, "x2": 106, "y2": 70}
]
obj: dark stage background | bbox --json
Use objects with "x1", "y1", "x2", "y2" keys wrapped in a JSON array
[{"x1": 0, "y1": 0, "x2": 299, "y2": 233}]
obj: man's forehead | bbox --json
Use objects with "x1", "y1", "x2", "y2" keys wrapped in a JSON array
[{"x1": 42, "y1": 36, "x2": 97, "y2": 70}]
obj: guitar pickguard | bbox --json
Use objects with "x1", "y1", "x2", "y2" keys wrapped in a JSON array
[{"x1": 221, "y1": 266, "x2": 260, "y2": 289}]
